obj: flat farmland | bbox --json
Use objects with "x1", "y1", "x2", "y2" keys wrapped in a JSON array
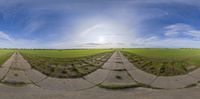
[
  {"x1": 20, "y1": 49, "x2": 114, "y2": 78},
  {"x1": 0, "y1": 50, "x2": 13, "y2": 65},
  {"x1": 122, "y1": 48, "x2": 200, "y2": 76},
  {"x1": 20, "y1": 49, "x2": 113, "y2": 58}
]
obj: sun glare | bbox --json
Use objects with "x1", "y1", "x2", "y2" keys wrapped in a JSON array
[{"x1": 97, "y1": 36, "x2": 105, "y2": 44}]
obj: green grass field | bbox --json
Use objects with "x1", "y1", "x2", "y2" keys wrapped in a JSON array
[
  {"x1": 122, "y1": 48, "x2": 200, "y2": 76},
  {"x1": 20, "y1": 49, "x2": 113, "y2": 58},
  {"x1": 0, "y1": 50, "x2": 13, "y2": 65},
  {"x1": 20, "y1": 49, "x2": 114, "y2": 78},
  {"x1": 123, "y1": 48, "x2": 200, "y2": 66}
]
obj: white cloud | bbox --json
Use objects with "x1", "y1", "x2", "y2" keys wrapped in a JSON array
[
  {"x1": 0, "y1": 31, "x2": 13, "y2": 42},
  {"x1": 0, "y1": 31, "x2": 45, "y2": 48},
  {"x1": 164, "y1": 23, "x2": 200, "y2": 38},
  {"x1": 23, "y1": 20, "x2": 44, "y2": 35},
  {"x1": 132, "y1": 23, "x2": 200, "y2": 48}
]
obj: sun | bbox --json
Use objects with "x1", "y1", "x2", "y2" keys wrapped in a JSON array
[
  {"x1": 97, "y1": 36, "x2": 105, "y2": 44},
  {"x1": 75, "y1": 19, "x2": 130, "y2": 48}
]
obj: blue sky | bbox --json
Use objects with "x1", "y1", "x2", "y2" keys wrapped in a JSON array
[{"x1": 0, "y1": 0, "x2": 200, "y2": 48}]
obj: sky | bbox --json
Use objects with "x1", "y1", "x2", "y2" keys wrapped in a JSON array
[{"x1": 0, "y1": 0, "x2": 200, "y2": 48}]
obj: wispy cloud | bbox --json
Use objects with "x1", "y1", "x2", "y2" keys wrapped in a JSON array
[
  {"x1": 0, "y1": 31, "x2": 13, "y2": 42},
  {"x1": 23, "y1": 20, "x2": 45, "y2": 35},
  {"x1": 0, "y1": 31, "x2": 44, "y2": 48},
  {"x1": 164, "y1": 23, "x2": 200, "y2": 38}
]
